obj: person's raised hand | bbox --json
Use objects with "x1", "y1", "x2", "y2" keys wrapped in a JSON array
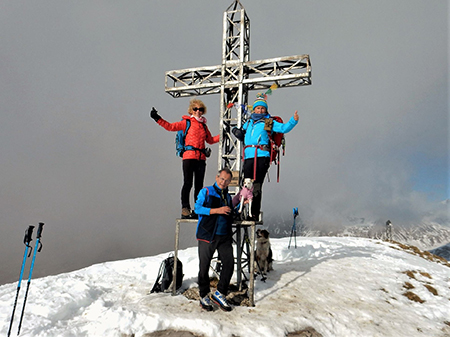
[{"x1": 150, "y1": 107, "x2": 161, "y2": 122}]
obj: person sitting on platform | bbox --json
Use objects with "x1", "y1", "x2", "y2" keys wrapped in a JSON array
[{"x1": 194, "y1": 167, "x2": 234, "y2": 312}]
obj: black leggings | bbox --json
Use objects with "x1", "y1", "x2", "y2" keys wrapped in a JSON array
[
  {"x1": 181, "y1": 159, "x2": 206, "y2": 209},
  {"x1": 243, "y1": 157, "x2": 270, "y2": 218}
]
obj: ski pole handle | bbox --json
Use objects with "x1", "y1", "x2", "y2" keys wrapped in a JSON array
[
  {"x1": 36, "y1": 222, "x2": 44, "y2": 239},
  {"x1": 23, "y1": 225, "x2": 35, "y2": 245}
]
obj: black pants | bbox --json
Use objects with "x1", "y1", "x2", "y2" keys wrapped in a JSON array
[
  {"x1": 243, "y1": 157, "x2": 270, "y2": 218},
  {"x1": 182, "y1": 159, "x2": 206, "y2": 209},
  {"x1": 198, "y1": 235, "x2": 234, "y2": 298}
]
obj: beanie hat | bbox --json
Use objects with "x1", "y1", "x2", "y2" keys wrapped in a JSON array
[{"x1": 252, "y1": 93, "x2": 268, "y2": 111}]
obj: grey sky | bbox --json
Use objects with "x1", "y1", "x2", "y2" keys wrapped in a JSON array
[{"x1": 0, "y1": 0, "x2": 448, "y2": 285}]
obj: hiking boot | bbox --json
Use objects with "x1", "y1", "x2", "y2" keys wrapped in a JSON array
[
  {"x1": 181, "y1": 208, "x2": 192, "y2": 219},
  {"x1": 210, "y1": 290, "x2": 232, "y2": 312},
  {"x1": 199, "y1": 295, "x2": 213, "y2": 311},
  {"x1": 181, "y1": 208, "x2": 198, "y2": 220}
]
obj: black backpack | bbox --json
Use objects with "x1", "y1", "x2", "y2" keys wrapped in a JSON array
[{"x1": 150, "y1": 254, "x2": 183, "y2": 293}]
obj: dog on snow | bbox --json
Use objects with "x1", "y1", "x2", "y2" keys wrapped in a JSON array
[
  {"x1": 255, "y1": 229, "x2": 273, "y2": 274},
  {"x1": 232, "y1": 178, "x2": 254, "y2": 220}
]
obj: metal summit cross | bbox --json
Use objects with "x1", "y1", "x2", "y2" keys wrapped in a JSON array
[
  {"x1": 168, "y1": 1, "x2": 311, "y2": 304},
  {"x1": 165, "y1": 0, "x2": 312, "y2": 178}
]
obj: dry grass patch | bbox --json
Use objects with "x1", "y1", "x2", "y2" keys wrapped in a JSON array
[
  {"x1": 403, "y1": 291, "x2": 425, "y2": 303},
  {"x1": 418, "y1": 271, "x2": 432, "y2": 279},
  {"x1": 424, "y1": 284, "x2": 439, "y2": 296},
  {"x1": 183, "y1": 277, "x2": 251, "y2": 307},
  {"x1": 287, "y1": 327, "x2": 323, "y2": 337},
  {"x1": 403, "y1": 270, "x2": 432, "y2": 281},
  {"x1": 401, "y1": 270, "x2": 440, "y2": 298},
  {"x1": 391, "y1": 241, "x2": 450, "y2": 267},
  {"x1": 403, "y1": 270, "x2": 416, "y2": 279},
  {"x1": 403, "y1": 282, "x2": 415, "y2": 290},
  {"x1": 143, "y1": 331, "x2": 204, "y2": 337}
]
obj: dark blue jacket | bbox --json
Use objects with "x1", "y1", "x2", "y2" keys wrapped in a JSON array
[{"x1": 195, "y1": 183, "x2": 233, "y2": 243}]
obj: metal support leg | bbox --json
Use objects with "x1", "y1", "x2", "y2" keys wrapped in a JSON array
[
  {"x1": 172, "y1": 219, "x2": 181, "y2": 296},
  {"x1": 248, "y1": 221, "x2": 255, "y2": 306},
  {"x1": 236, "y1": 224, "x2": 242, "y2": 288},
  {"x1": 242, "y1": 226, "x2": 250, "y2": 272},
  {"x1": 172, "y1": 218, "x2": 256, "y2": 306},
  {"x1": 233, "y1": 220, "x2": 256, "y2": 306}
]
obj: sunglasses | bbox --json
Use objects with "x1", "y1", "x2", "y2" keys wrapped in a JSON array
[{"x1": 192, "y1": 107, "x2": 205, "y2": 112}]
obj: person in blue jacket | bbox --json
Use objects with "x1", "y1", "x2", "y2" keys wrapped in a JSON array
[
  {"x1": 233, "y1": 93, "x2": 299, "y2": 220},
  {"x1": 194, "y1": 167, "x2": 234, "y2": 312}
]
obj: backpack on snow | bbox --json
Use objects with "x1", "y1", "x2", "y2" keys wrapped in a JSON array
[
  {"x1": 150, "y1": 254, "x2": 183, "y2": 293},
  {"x1": 175, "y1": 119, "x2": 210, "y2": 157}
]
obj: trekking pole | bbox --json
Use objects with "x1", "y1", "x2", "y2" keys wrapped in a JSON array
[
  {"x1": 288, "y1": 208, "x2": 299, "y2": 249},
  {"x1": 7, "y1": 225, "x2": 34, "y2": 337},
  {"x1": 17, "y1": 222, "x2": 44, "y2": 336}
]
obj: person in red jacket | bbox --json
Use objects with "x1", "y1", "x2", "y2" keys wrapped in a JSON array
[{"x1": 150, "y1": 99, "x2": 219, "y2": 219}]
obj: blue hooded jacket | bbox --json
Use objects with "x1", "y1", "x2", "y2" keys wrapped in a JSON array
[{"x1": 242, "y1": 113, "x2": 298, "y2": 159}]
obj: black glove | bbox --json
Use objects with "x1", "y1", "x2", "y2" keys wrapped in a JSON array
[
  {"x1": 150, "y1": 107, "x2": 161, "y2": 122},
  {"x1": 232, "y1": 127, "x2": 245, "y2": 141}
]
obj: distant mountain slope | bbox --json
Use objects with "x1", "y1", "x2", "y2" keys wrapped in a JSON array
[
  {"x1": 339, "y1": 222, "x2": 450, "y2": 251},
  {"x1": 430, "y1": 242, "x2": 450, "y2": 261},
  {"x1": 267, "y1": 218, "x2": 450, "y2": 251}
]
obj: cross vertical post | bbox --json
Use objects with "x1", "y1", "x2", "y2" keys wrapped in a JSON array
[
  {"x1": 218, "y1": 1, "x2": 249, "y2": 175},
  {"x1": 165, "y1": 0, "x2": 311, "y2": 177}
]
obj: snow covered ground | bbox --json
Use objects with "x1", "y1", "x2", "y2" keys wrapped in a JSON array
[{"x1": 1, "y1": 236, "x2": 449, "y2": 337}]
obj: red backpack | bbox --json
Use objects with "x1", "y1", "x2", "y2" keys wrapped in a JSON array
[
  {"x1": 268, "y1": 116, "x2": 285, "y2": 165},
  {"x1": 266, "y1": 116, "x2": 285, "y2": 182}
]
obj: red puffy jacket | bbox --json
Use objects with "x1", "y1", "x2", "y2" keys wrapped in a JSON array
[{"x1": 157, "y1": 115, "x2": 219, "y2": 160}]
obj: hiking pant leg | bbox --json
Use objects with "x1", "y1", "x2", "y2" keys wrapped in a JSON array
[
  {"x1": 216, "y1": 235, "x2": 234, "y2": 295},
  {"x1": 243, "y1": 158, "x2": 254, "y2": 181},
  {"x1": 193, "y1": 160, "x2": 206, "y2": 204},
  {"x1": 181, "y1": 159, "x2": 195, "y2": 209},
  {"x1": 243, "y1": 157, "x2": 270, "y2": 218},
  {"x1": 198, "y1": 239, "x2": 216, "y2": 298}
]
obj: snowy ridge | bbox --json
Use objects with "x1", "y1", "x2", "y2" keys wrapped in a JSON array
[
  {"x1": 338, "y1": 222, "x2": 450, "y2": 251},
  {"x1": 265, "y1": 200, "x2": 450, "y2": 254},
  {"x1": 1, "y1": 237, "x2": 449, "y2": 337},
  {"x1": 267, "y1": 218, "x2": 450, "y2": 252},
  {"x1": 393, "y1": 223, "x2": 450, "y2": 251}
]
